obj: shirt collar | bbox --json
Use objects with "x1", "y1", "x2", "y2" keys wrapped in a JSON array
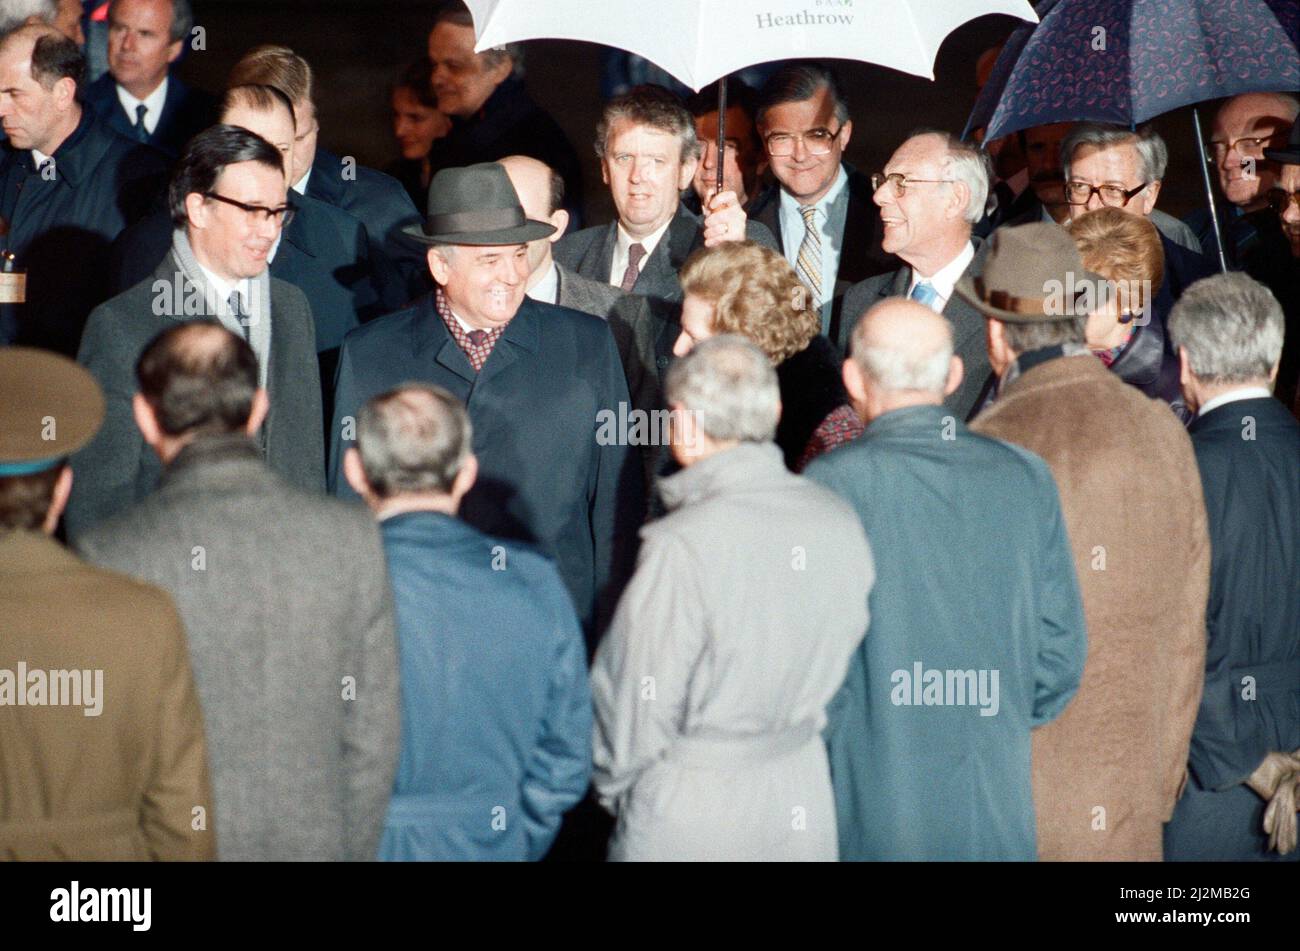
[
  {"x1": 115, "y1": 75, "x2": 169, "y2": 129},
  {"x1": 292, "y1": 166, "x2": 312, "y2": 196},
  {"x1": 1198, "y1": 386, "x2": 1274, "y2": 418},
  {"x1": 527, "y1": 260, "x2": 559, "y2": 305},
  {"x1": 194, "y1": 261, "x2": 251, "y2": 316},
  {"x1": 908, "y1": 240, "x2": 975, "y2": 303},
  {"x1": 615, "y1": 215, "x2": 673, "y2": 263},
  {"x1": 778, "y1": 162, "x2": 848, "y2": 218}
]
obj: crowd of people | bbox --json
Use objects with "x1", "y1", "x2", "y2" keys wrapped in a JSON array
[{"x1": 0, "y1": 0, "x2": 1297, "y2": 863}]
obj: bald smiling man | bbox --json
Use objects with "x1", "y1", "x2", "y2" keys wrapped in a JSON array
[{"x1": 804, "y1": 298, "x2": 1087, "y2": 860}]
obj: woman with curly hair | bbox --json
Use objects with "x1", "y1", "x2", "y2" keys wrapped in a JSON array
[
  {"x1": 676, "y1": 241, "x2": 862, "y2": 470},
  {"x1": 1066, "y1": 208, "x2": 1187, "y2": 419}
]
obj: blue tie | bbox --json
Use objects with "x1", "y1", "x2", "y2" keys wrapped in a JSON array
[
  {"x1": 133, "y1": 104, "x2": 149, "y2": 142},
  {"x1": 910, "y1": 280, "x2": 939, "y2": 311}
]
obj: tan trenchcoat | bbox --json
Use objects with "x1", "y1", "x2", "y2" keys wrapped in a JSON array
[
  {"x1": 972, "y1": 354, "x2": 1209, "y2": 860},
  {"x1": 0, "y1": 530, "x2": 214, "y2": 860}
]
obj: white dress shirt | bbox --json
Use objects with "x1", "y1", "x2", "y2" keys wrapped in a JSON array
[
  {"x1": 195, "y1": 261, "x2": 268, "y2": 386},
  {"x1": 527, "y1": 260, "x2": 560, "y2": 305},
  {"x1": 1197, "y1": 386, "x2": 1273, "y2": 418},
  {"x1": 609, "y1": 217, "x2": 672, "y2": 288},
  {"x1": 907, "y1": 241, "x2": 975, "y2": 312},
  {"x1": 778, "y1": 163, "x2": 849, "y2": 326},
  {"x1": 293, "y1": 167, "x2": 312, "y2": 196},
  {"x1": 115, "y1": 77, "x2": 169, "y2": 135}
]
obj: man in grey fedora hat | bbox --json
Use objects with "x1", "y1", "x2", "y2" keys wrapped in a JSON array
[
  {"x1": 330, "y1": 162, "x2": 643, "y2": 644},
  {"x1": 963, "y1": 222, "x2": 1210, "y2": 860}
]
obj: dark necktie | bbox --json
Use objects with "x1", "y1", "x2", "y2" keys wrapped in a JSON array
[
  {"x1": 228, "y1": 290, "x2": 250, "y2": 341},
  {"x1": 619, "y1": 242, "x2": 646, "y2": 292},
  {"x1": 133, "y1": 104, "x2": 149, "y2": 143},
  {"x1": 467, "y1": 330, "x2": 488, "y2": 347}
]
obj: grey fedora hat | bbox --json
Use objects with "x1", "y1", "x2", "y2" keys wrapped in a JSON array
[
  {"x1": 954, "y1": 222, "x2": 1107, "y2": 324},
  {"x1": 403, "y1": 162, "x2": 557, "y2": 246}
]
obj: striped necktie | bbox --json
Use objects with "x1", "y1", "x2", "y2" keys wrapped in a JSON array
[{"x1": 795, "y1": 205, "x2": 823, "y2": 313}]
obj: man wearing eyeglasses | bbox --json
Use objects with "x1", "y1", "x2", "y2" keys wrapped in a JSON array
[
  {"x1": 1185, "y1": 92, "x2": 1299, "y2": 268},
  {"x1": 66, "y1": 124, "x2": 325, "y2": 538},
  {"x1": 835, "y1": 131, "x2": 993, "y2": 421},
  {"x1": 748, "y1": 64, "x2": 893, "y2": 341}
]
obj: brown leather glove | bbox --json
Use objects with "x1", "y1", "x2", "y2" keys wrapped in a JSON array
[{"x1": 1247, "y1": 750, "x2": 1300, "y2": 855}]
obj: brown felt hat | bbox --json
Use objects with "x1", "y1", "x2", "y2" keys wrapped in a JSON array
[
  {"x1": 955, "y1": 222, "x2": 1108, "y2": 324},
  {"x1": 0, "y1": 348, "x2": 104, "y2": 475}
]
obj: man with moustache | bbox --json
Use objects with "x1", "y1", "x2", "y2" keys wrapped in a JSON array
[
  {"x1": 330, "y1": 163, "x2": 642, "y2": 643},
  {"x1": 66, "y1": 124, "x2": 323, "y2": 538}
]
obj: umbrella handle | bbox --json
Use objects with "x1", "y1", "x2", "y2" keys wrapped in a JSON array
[
  {"x1": 716, "y1": 79, "x2": 727, "y2": 199},
  {"x1": 1192, "y1": 107, "x2": 1230, "y2": 274}
]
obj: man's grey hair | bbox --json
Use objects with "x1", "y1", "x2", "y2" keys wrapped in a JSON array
[
  {"x1": 356, "y1": 383, "x2": 473, "y2": 497},
  {"x1": 1001, "y1": 316, "x2": 1088, "y2": 355},
  {"x1": 665, "y1": 335, "x2": 779, "y2": 443},
  {"x1": 1169, "y1": 272, "x2": 1284, "y2": 384},
  {"x1": 850, "y1": 311, "x2": 954, "y2": 396},
  {"x1": 0, "y1": 0, "x2": 57, "y2": 37},
  {"x1": 1062, "y1": 122, "x2": 1168, "y2": 183},
  {"x1": 908, "y1": 129, "x2": 991, "y2": 225},
  {"x1": 595, "y1": 84, "x2": 698, "y2": 165},
  {"x1": 109, "y1": 0, "x2": 194, "y2": 44}
]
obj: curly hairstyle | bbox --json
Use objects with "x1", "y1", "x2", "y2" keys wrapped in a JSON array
[{"x1": 678, "y1": 241, "x2": 819, "y2": 365}]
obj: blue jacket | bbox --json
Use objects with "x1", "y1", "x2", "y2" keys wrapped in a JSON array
[
  {"x1": 376, "y1": 511, "x2": 591, "y2": 861},
  {"x1": 805, "y1": 405, "x2": 1086, "y2": 860},
  {"x1": 330, "y1": 294, "x2": 644, "y2": 640}
]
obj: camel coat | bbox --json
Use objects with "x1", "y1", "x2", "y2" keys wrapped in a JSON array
[{"x1": 972, "y1": 354, "x2": 1209, "y2": 860}]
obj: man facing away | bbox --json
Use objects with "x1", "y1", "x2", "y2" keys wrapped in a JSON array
[
  {"x1": 77, "y1": 321, "x2": 399, "y2": 861},
  {"x1": 345, "y1": 383, "x2": 591, "y2": 861},
  {"x1": 591, "y1": 335, "x2": 874, "y2": 860},
  {"x1": 964, "y1": 223, "x2": 1209, "y2": 860},
  {"x1": 1164, "y1": 273, "x2": 1300, "y2": 860},
  {"x1": 0, "y1": 346, "x2": 213, "y2": 861},
  {"x1": 804, "y1": 299, "x2": 1087, "y2": 860}
]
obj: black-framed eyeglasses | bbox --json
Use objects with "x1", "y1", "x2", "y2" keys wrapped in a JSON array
[
  {"x1": 869, "y1": 172, "x2": 955, "y2": 196},
  {"x1": 204, "y1": 192, "x2": 296, "y2": 226},
  {"x1": 1266, "y1": 187, "x2": 1300, "y2": 215},
  {"x1": 1064, "y1": 180, "x2": 1148, "y2": 207},
  {"x1": 764, "y1": 124, "x2": 844, "y2": 157}
]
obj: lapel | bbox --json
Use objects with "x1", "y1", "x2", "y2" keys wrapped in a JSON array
[
  {"x1": 410, "y1": 293, "x2": 477, "y2": 386},
  {"x1": 749, "y1": 183, "x2": 785, "y2": 254},
  {"x1": 149, "y1": 75, "x2": 184, "y2": 149},
  {"x1": 582, "y1": 222, "x2": 619, "y2": 283},
  {"x1": 90, "y1": 75, "x2": 135, "y2": 140},
  {"x1": 306, "y1": 148, "x2": 346, "y2": 206},
  {"x1": 474, "y1": 298, "x2": 540, "y2": 392},
  {"x1": 633, "y1": 206, "x2": 699, "y2": 299}
]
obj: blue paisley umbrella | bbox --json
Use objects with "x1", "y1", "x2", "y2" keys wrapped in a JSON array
[{"x1": 966, "y1": 0, "x2": 1300, "y2": 272}]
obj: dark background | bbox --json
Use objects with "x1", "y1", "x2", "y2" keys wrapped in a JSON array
[{"x1": 176, "y1": 0, "x2": 1214, "y2": 225}]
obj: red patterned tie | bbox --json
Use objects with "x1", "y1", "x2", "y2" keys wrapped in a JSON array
[{"x1": 620, "y1": 242, "x2": 646, "y2": 292}]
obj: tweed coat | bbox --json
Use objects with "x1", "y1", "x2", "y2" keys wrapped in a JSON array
[
  {"x1": 77, "y1": 436, "x2": 400, "y2": 861},
  {"x1": 65, "y1": 252, "x2": 325, "y2": 540},
  {"x1": 971, "y1": 354, "x2": 1209, "y2": 860},
  {"x1": 0, "y1": 530, "x2": 214, "y2": 860}
]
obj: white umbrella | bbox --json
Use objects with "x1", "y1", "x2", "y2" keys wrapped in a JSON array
[
  {"x1": 466, "y1": 0, "x2": 1038, "y2": 90},
  {"x1": 464, "y1": 0, "x2": 1039, "y2": 193}
]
